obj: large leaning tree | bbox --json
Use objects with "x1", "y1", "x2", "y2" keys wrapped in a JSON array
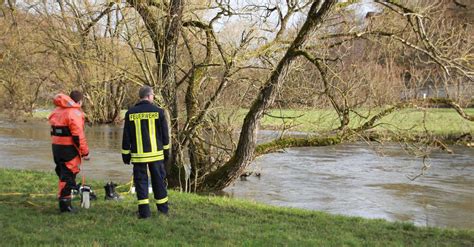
[
  {"x1": 119, "y1": 0, "x2": 472, "y2": 191},
  {"x1": 120, "y1": 0, "x2": 339, "y2": 191}
]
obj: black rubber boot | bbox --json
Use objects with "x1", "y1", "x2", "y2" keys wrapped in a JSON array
[
  {"x1": 59, "y1": 198, "x2": 77, "y2": 213},
  {"x1": 157, "y1": 202, "x2": 169, "y2": 216},
  {"x1": 104, "y1": 182, "x2": 120, "y2": 200},
  {"x1": 138, "y1": 204, "x2": 151, "y2": 219}
]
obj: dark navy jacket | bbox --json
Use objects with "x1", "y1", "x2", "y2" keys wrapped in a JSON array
[{"x1": 122, "y1": 100, "x2": 170, "y2": 163}]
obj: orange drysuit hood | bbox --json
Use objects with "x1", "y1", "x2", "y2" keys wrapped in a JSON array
[{"x1": 53, "y1": 94, "x2": 81, "y2": 108}]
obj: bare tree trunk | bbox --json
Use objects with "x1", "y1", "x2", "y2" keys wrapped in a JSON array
[{"x1": 161, "y1": 0, "x2": 185, "y2": 186}]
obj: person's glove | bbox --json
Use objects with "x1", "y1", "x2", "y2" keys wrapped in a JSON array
[
  {"x1": 122, "y1": 153, "x2": 131, "y2": 165},
  {"x1": 82, "y1": 153, "x2": 91, "y2": 161}
]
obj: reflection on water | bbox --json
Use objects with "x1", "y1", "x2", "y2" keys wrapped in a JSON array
[{"x1": 0, "y1": 119, "x2": 473, "y2": 229}]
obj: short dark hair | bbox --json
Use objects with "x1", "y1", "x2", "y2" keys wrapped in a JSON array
[
  {"x1": 70, "y1": 90, "x2": 83, "y2": 103},
  {"x1": 139, "y1": 85, "x2": 154, "y2": 99}
]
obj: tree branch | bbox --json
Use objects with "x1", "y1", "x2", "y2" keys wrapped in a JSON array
[{"x1": 82, "y1": 2, "x2": 115, "y2": 35}]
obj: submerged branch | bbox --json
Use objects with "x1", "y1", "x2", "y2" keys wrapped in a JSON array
[{"x1": 255, "y1": 135, "x2": 341, "y2": 156}]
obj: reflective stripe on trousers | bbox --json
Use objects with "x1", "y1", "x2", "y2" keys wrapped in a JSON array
[{"x1": 133, "y1": 161, "x2": 168, "y2": 206}]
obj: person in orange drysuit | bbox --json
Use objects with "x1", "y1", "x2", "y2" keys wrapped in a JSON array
[{"x1": 48, "y1": 91, "x2": 90, "y2": 213}]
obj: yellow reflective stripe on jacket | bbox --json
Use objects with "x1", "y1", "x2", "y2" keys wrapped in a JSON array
[
  {"x1": 134, "y1": 119, "x2": 143, "y2": 154},
  {"x1": 121, "y1": 149, "x2": 131, "y2": 154},
  {"x1": 163, "y1": 144, "x2": 170, "y2": 150},
  {"x1": 131, "y1": 151, "x2": 163, "y2": 158},
  {"x1": 138, "y1": 199, "x2": 149, "y2": 205},
  {"x1": 131, "y1": 155, "x2": 164, "y2": 163},
  {"x1": 149, "y1": 118, "x2": 157, "y2": 152},
  {"x1": 156, "y1": 197, "x2": 168, "y2": 204}
]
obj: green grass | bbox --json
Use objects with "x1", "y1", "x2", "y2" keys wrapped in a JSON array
[
  {"x1": 32, "y1": 109, "x2": 52, "y2": 119},
  {"x1": 256, "y1": 108, "x2": 474, "y2": 136},
  {"x1": 1, "y1": 169, "x2": 473, "y2": 246}
]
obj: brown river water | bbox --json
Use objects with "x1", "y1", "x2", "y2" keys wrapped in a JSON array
[{"x1": 0, "y1": 119, "x2": 472, "y2": 229}]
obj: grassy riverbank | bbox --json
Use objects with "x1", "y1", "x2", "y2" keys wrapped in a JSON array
[
  {"x1": 257, "y1": 108, "x2": 474, "y2": 135},
  {"x1": 0, "y1": 169, "x2": 472, "y2": 246}
]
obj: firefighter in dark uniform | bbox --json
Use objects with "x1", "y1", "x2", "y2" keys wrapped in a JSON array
[
  {"x1": 121, "y1": 85, "x2": 170, "y2": 219},
  {"x1": 49, "y1": 91, "x2": 90, "y2": 213}
]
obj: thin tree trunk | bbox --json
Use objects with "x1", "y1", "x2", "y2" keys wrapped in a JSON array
[{"x1": 160, "y1": 0, "x2": 185, "y2": 186}]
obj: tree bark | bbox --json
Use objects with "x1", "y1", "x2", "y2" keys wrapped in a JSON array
[{"x1": 160, "y1": 0, "x2": 185, "y2": 186}]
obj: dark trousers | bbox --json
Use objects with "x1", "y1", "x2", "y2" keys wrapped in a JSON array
[
  {"x1": 133, "y1": 161, "x2": 168, "y2": 216},
  {"x1": 53, "y1": 145, "x2": 80, "y2": 199}
]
